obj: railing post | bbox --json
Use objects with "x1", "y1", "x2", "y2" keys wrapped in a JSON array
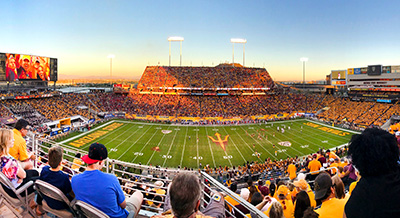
[{"x1": 33, "y1": 134, "x2": 38, "y2": 169}]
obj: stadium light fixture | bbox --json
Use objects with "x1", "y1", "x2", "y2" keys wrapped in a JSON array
[
  {"x1": 300, "y1": 57, "x2": 308, "y2": 90},
  {"x1": 230, "y1": 38, "x2": 247, "y2": 66},
  {"x1": 108, "y1": 54, "x2": 115, "y2": 80},
  {"x1": 168, "y1": 36, "x2": 184, "y2": 66}
]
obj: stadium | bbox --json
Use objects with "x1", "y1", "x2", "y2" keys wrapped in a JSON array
[{"x1": 2, "y1": 2, "x2": 400, "y2": 218}]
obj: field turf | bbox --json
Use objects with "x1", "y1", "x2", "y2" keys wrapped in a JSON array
[{"x1": 60, "y1": 119, "x2": 357, "y2": 168}]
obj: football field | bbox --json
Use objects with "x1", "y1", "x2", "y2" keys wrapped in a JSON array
[{"x1": 60, "y1": 119, "x2": 357, "y2": 168}]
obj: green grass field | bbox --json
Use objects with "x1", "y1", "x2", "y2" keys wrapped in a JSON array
[{"x1": 60, "y1": 119, "x2": 357, "y2": 168}]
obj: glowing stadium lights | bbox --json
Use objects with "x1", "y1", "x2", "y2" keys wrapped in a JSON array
[
  {"x1": 168, "y1": 36, "x2": 184, "y2": 66},
  {"x1": 230, "y1": 38, "x2": 247, "y2": 66},
  {"x1": 300, "y1": 57, "x2": 309, "y2": 90},
  {"x1": 108, "y1": 54, "x2": 115, "y2": 79}
]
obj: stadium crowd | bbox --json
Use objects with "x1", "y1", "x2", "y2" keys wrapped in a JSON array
[
  {"x1": 0, "y1": 90, "x2": 398, "y2": 131},
  {"x1": 138, "y1": 66, "x2": 274, "y2": 89}
]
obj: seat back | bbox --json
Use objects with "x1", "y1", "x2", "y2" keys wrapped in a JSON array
[
  {"x1": 75, "y1": 200, "x2": 110, "y2": 218},
  {"x1": 0, "y1": 171, "x2": 37, "y2": 218},
  {"x1": 34, "y1": 179, "x2": 77, "y2": 217},
  {"x1": 35, "y1": 179, "x2": 72, "y2": 205}
]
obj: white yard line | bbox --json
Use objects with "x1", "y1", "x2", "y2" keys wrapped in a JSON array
[
  {"x1": 146, "y1": 127, "x2": 171, "y2": 165},
  {"x1": 117, "y1": 125, "x2": 153, "y2": 160},
  {"x1": 204, "y1": 127, "x2": 217, "y2": 167},
  {"x1": 162, "y1": 129, "x2": 180, "y2": 167},
  {"x1": 196, "y1": 127, "x2": 199, "y2": 167},
  {"x1": 238, "y1": 126, "x2": 275, "y2": 157},
  {"x1": 179, "y1": 127, "x2": 189, "y2": 166},
  {"x1": 257, "y1": 125, "x2": 308, "y2": 156},
  {"x1": 131, "y1": 127, "x2": 162, "y2": 163},
  {"x1": 221, "y1": 126, "x2": 248, "y2": 163},
  {"x1": 80, "y1": 122, "x2": 138, "y2": 150}
]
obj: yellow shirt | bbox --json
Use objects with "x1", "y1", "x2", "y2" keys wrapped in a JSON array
[
  {"x1": 330, "y1": 163, "x2": 339, "y2": 175},
  {"x1": 307, "y1": 189, "x2": 317, "y2": 208},
  {"x1": 267, "y1": 199, "x2": 294, "y2": 218},
  {"x1": 308, "y1": 159, "x2": 322, "y2": 175},
  {"x1": 287, "y1": 164, "x2": 297, "y2": 180},
  {"x1": 71, "y1": 158, "x2": 84, "y2": 170},
  {"x1": 349, "y1": 180, "x2": 358, "y2": 195},
  {"x1": 328, "y1": 152, "x2": 338, "y2": 160},
  {"x1": 339, "y1": 162, "x2": 348, "y2": 168},
  {"x1": 224, "y1": 194, "x2": 240, "y2": 212},
  {"x1": 154, "y1": 188, "x2": 166, "y2": 196},
  {"x1": 315, "y1": 198, "x2": 347, "y2": 218},
  {"x1": 9, "y1": 129, "x2": 29, "y2": 161}
]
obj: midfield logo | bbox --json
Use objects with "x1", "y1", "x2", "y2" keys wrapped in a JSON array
[{"x1": 208, "y1": 132, "x2": 229, "y2": 151}]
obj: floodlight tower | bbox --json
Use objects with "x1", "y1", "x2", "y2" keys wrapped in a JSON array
[
  {"x1": 107, "y1": 54, "x2": 115, "y2": 79},
  {"x1": 168, "y1": 36, "x2": 184, "y2": 66},
  {"x1": 300, "y1": 57, "x2": 309, "y2": 90},
  {"x1": 230, "y1": 38, "x2": 247, "y2": 66}
]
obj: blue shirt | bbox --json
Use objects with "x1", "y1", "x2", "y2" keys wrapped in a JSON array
[
  {"x1": 71, "y1": 170, "x2": 127, "y2": 218},
  {"x1": 39, "y1": 166, "x2": 72, "y2": 210}
]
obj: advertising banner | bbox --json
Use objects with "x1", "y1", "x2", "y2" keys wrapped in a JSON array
[
  {"x1": 391, "y1": 66, "x2": 400, "y2": 73},
  {"x1": 331, "y1": 70, "x2": 346, "y2": 80},
  {"x1": 382, "y1": 66, "x2": 391, "y2": 74},
  {"x1": 347, "y1": 68, "x2": 354, "y2": 75}
]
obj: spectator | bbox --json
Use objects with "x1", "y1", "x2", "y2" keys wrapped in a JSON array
[
  {"x1": 0, "y1": 128, "x2": 38, "y2": 199},
  {"x1": 302, "y1": 207, "x2": 319, "y2": 218},
  {"x1": 307, "y1": 154, "x2": 321, "y2": 181},
  {"x1": 153, "y1": 172, "x2": 225, "y2": 218},
  {"x1": 314, "y1": 173, "x2": 346, "y2": 218},
  {"x1": 340, "y1": 161, "x2": 357, "y2": 189},
  {"x1": 224, "y1": 182, "x2": 239, "y2": 212},
  {"x1": 36, "y1": 146, "x2": 74, "y2": 215},
  {"x1": 9, "y1": 119, "x2": 36, "y2": 170},
  {"x1": 72, "y1": 143, "x2": 143, "y2": 218},
  {"x1": 275, "y1": 185, "x2": 294, "y2": 218},
  {"x1": 287, "y1": 161, "x2": 297, "y2": 181},
  {"x1": 294, "y1": 191, "x2": 311, "y2": 218},
  {"x1": 152, "y1": 180, "x2": 166, "y2": 196},
  {"x1": 344, "y1": 128, "x2": 400, "y2": 218},
  {"x1": 293, "y1": 179, "x2": 316, "y2": 208},
  {"x1": 233, "y1": 188, "x2": 250, "y2": 218},
  {"x1": 71, "y1": 152, "x2": 83, "y2": 172},
  {"x1": 269, "y1": 201, "x2": 285, "y2": 218},
  {"x1": 331, "y1": 175, "x2": 345, "y2": 199}
]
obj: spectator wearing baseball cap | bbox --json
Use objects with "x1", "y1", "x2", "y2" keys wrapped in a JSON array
[
  {"x1": 72, "y1": 143, "x2": 143, "y2": 218},
  {"x1": 314, "y1": 173, "x2": 347, "y2": 218},
  {"x1": 266, "y1": 185, "x2": 294, "y2": 218}
]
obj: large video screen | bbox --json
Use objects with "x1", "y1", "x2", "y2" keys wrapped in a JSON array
[
  {"x1": 1, "y1": 53, "x2": 53, "y2": 81},
  {"x1": 331, "y1": 70, "x2": 346, "y2": 80}
]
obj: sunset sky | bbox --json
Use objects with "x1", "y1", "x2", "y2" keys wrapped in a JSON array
[{"x1": 2, "y1": 0, "x2": 400, "y2": 81}]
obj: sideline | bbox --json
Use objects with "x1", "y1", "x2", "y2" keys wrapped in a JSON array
[{"x1": 59, "y1": 120, "x2": 116, "y2": 144}]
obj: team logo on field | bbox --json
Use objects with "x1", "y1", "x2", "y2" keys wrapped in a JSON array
[
  {"x1": 208, "y1": 132, "x2": 229, "y2": 151},
  {"x1": 278, "y1": 141, "x2": 292, "y2": 147},
  {"x1": 161, "y1": 130, "x2": 172, "y2": 134}
]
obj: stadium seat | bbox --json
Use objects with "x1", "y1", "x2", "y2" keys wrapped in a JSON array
[
  {"x1": 74, "y1": 200, "x2": 110, "y2": 218},
  {"x1": 34, "y1": 179, "x2": 78, "y2": 218},
  {"x1": 0, "y1": 171, "x2": 37, "y2": 218}
]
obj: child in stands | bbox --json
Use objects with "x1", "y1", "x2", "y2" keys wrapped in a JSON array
[{"x1": 36, "y1": 146, "x2": 74, "y2": 215}]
